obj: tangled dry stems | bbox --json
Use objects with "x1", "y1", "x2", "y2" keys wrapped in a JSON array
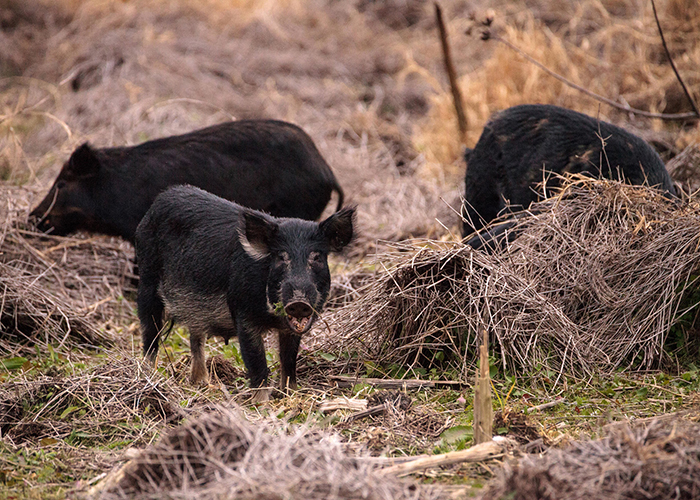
[
  {"x1": 479, "y1": 415, "x2": 700, "y2": 500},
  {"x1": 0, "y1": 186, "x2": 136, "y2": 354},
  {"x1": 95, "y1": 406, "x2": 448, "y2": 500},
  {"x1": 327, "y1": 179, "x2": 700, "y2": 381},
  {"x1": 0, "y1": 354, "x2": 186, "y2": 446},
  {"x1": 667, "y1": 142, "x2": 700, "y2": 196}
]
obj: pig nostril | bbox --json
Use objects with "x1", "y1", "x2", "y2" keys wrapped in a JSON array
[{"x1": 285, "y1": 301, "x2": 313, "y2": 318}]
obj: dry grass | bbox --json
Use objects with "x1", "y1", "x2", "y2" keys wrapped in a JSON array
[
  {"x1": 325, "y1": 178, "x2": 700, "y2": 381},
  {"x1": 0, "y1": 185, "x2": 136, "y2": 355},
  {"x1": 1, "y1": 0, "x2": 467, "y2": 248},
  {"x1": 479, "y1": 415, "x2": 700, "y2": 500},
  {"x1": 1, "y1": 0, "x2": 700, "y2": 496},
  {"x1": 0, "y1": 354, "x2": 186, "y2": 446},
  {"x1": 92, "y1": 405, "x2": 450, "y2": 500},
  {"x1": 415, "y1": 0, "x2": 700, "y2": 176},
  {"x1": 667, "y1": 142, "x2": 700, "y2": 196}
]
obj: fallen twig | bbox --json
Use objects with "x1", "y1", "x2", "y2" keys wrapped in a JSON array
[
  {"x1": 526, "y1": 397, "x2": 565, "y2": 414},
  {"x1": 378, "y1": 440, "x2": 504, "y2": 477},
  {"x1": 651, "y1": 0, "x2": 699, "y2": 118},
  {"x1": 328, "y1": 375, "x2": 468, "y2": 390},
  {"x1": 318, "y1": 396, "x2": 368, "y2": 413},
  {"x1": 343, "y1": 403, "x2": 388, "y2": 423}
]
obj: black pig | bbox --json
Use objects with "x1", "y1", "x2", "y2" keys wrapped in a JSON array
[
  {"x1": 135, "y1": 185, "x2": 354, "y2": 400},
  {"x1": 461, "y1": 104, "x2": 675, "y2": 236},
  {"x1": 31, "y1": 120, "x2": 344, "y2": 242}
]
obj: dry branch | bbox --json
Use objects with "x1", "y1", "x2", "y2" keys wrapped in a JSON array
[
  {"x1": 482, "y1": 31, "x2": 698, "y2": 121},
  {"x1": 435, "y1": 2, "x2": 467, "y2": 140},
  {"x1": 651, "y1": 0, "x2": 700, "y2": 118},
  {"x1": 526, "y1": 398, "x2": 564, "y2": 414},
  {"x1": 318, "y1": 396, "x2": 368, "y2": 413},
  {"x1": 378, "y1": 440, "x2": 504, "y2": 477},
  {"x1": 328, "y1": 375, "x2": 467, "y2": 389}
]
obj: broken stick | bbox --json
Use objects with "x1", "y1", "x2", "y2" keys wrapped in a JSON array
[
  {"x1": 435, "y1": 2, "x2": 468, "y2": 140},
  {"x1": 328, "y1": 375, "x2": 467, "y2": 390},
  {"x1": 378, "y1": 440, "x2": 503, "y2": 477}
]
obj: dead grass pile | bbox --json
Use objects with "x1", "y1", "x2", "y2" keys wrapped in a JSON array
[
  {"x1": 479, "y1": 416, "x2": 700, "y2": 500},
  {"x1": 667, "y1": 142, "x2": 700, "y2": 196},
  {"x1": 92, "y1": 405, "x2": 448, "y2": 500},
  {"x1": 326, "y1": 265, "x2": 378, "y2": 309},
  {"x1": 0, "y1": 354, "x2": 186, "y2": 445},
  {"x1": 326, "y1": 179, "x2": 700, "y2": 380},
  {"x1": 341, "y1": 391, "x2": 450, "y2": 454},
  {"x1": 0, "y1": 186, "x2": 136, "y2": 354}
]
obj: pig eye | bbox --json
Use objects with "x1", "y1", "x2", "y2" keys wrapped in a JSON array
[
  {"x1": 276, "y1": 252, "x2": 291, "y2": 267},
  {"x1": 56, "y1": 180, "x2": 67, "y2": 190},
  {"x1": 308, "y1": 252, "x2": 323, "y2": 265}
]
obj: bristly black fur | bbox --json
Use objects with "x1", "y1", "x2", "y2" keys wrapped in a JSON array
[
  {"x1": 461, "y1": 104, "x2": 676, "y2": 236},
  {"x1": 31, "y1": 120, "x2": 345, "y2": 242},
  {"x1": 135, "y1": 185, "x2": 355, "y2": 396}
]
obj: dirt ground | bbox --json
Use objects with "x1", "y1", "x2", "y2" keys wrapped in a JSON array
[{"x1": 1, "y1": 0, "x2": 700, "y2": 498}]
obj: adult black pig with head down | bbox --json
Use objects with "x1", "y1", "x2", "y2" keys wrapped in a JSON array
[
  {"x1": 31, "y1": 120, "x2": 344, "y2": 243},
  {"x1": 136, "y1": 185, "x2": 354, "y2": 400},
  {"x1": 461, "y1": 104, "x2": 675, "y2": 236}
]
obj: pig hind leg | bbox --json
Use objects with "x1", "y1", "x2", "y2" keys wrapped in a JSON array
[
  {"x1": 137, "y1": 275, "x2": 165, "y2": 364},
  {"x1": 189, "y1": 328, "x2": 209, "y2": 384}
]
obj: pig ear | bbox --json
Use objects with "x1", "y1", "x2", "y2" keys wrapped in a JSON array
[
  {"x1": 320, "y1": 206, "x2": 355, "y2": 252},
  {"x1": 66, "y1": 143, "x2": 100, "y2": 179},
  {"x1": 240, "y1": 211, "x2": 278, "y2": 260}
]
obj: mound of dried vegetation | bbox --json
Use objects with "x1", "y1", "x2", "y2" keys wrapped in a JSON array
[
  {"x1": 326, "y1": 178, "x2": 700, "y2": 381},
  {"x1": 479, "y1": 415, "x2": 700, "y2": 500},
  {"x1": 668, "y1": 142, "x2": 700, "y2": 196},
  {"x1": 0, "y1": 354, "x2": 186, "y2": 446},
  {"x1": 90, "y1": 406, "x2": 448, "y2": 500},
  {"x1": 0, "y1": 185, "x2": 136, "y2": 354}
]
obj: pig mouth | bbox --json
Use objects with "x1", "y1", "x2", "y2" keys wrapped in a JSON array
[{"x1": 287, "y1": 315, "x2": 314, "y2": 334}]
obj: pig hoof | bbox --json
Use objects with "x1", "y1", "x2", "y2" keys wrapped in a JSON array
[
  {"x1": 249, "y1": 388, "x2": 272, "y2": 403},
  {"x1": 190, "y1": 373, "x2": 210, "y2": 386},
  {"x1": 271, "y1": 388, "x2": 287, "y2": 400}
]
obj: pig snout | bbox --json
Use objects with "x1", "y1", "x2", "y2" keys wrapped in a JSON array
[
  {"x1": 33, "y1": 215, "x2": 52, "y2": 232},
  {"x1": 284, "y1": 300, "x2": 314, "y2": 333},
  {"x1": 30, "y1": 211, "x2": 55, "y2": 234}
]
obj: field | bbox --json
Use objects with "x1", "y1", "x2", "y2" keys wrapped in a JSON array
[{"x1": 1, "y1": 0, "x2": 700, "y2": 498}]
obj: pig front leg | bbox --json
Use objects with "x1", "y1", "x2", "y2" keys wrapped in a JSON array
[
  {"x1": 235, "y1": 314, "x2": 270, "y2": 396},
  {"x1": 278, "y1": 330, "x2": 301, "y2": 392}
]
